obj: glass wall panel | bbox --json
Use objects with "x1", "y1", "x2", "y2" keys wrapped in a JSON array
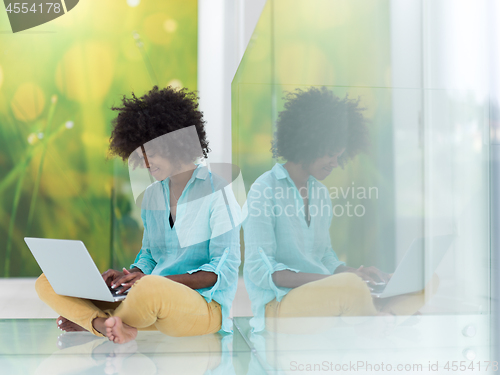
[{"x1": 233, "y1": 0, "x2": 497, "y2": 370}]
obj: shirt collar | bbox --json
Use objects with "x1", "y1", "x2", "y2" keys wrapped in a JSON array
[
  {"x1": 272, "y1": 163, "x2": 288, "y2": 180},
  {"x1": 272, "y1": 162, "x2": 316, "y2": 184},
  {"x1": 272, "y1": 163, "x2": 316, "y2": 191},
  {"x1": 161, "y1": 164, "x2": 207, "y2": 188},
  {"x1": 194, "y1": 164, "x2": 209, "y2": 180}
]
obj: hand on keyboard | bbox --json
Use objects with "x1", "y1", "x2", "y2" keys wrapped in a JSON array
[
  {"x1": 111, "y1": 268, "x2": 146, "y2": 294},
  {"x1": 111, "y1": 286, "x2": 129, "y2": 296}
]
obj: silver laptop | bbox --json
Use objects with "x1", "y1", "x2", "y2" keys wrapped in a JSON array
[
  {"x1": 25, "y1": 237, "x2": 128, "y2": 302},
  {"x1": 370, "y1": 234, "x2": 455, "y2": 298}
]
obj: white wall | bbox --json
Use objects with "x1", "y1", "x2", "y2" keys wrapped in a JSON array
[{"x1": 197, "y1": 0, "x2": 267, "y2": 164}]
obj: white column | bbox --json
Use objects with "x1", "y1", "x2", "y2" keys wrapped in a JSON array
[{"x1": 197, "y1": 0, "x2": 267, "y2": 164}]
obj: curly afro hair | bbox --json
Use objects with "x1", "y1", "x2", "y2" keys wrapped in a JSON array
[
  {"x1": 108, "y1": 86, "x2": 210, "y2": 167},
  {"x1": 271, "y1": 87, "x2": 369, "y2": 167}
]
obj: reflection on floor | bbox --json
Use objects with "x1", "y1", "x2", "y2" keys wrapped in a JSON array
[
  {"x1": 234, "y1": 315, "x2": 493, "y2": 375},
  {"x1": 0, "y1": 319, "x2": 257, "y2": 375},
  {"x1": 0, "y1": 277, "x2": 256, "y2": 374},
  {"x1": 0, "y1": 315, "x2": 493, "y2": 375}
]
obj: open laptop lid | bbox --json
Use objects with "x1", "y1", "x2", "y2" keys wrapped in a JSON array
[
  {"x1": 374, "y1": 234, "x2": 455, "y2": 298},
  {"x1": 25, "y1": 237, "x2": 117, "y2": 302}
]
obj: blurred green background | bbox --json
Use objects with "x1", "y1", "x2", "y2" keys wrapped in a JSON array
[
  {"x1": 232, "y1": 0, "x2": 396, "y2": 270},
  {"x1": 0, "y1": 0, "x2": 198, "y2": 277}
]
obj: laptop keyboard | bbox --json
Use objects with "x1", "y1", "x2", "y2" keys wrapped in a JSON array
[
  {"x1": 366, "y1": 281, "x2": 386, "y2": 293},
  {"x1": 110, "y1": 287, "x2": 129, "y2": 297}
]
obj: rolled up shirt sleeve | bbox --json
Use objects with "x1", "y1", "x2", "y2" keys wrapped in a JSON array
[
  {"x1": 321, "y1": 245, "x2": 345, "y2": 274},
  {"x1": 186, "y1": 186, "x2": 241, "y2": 302},
  {"x1": 248, "y1": 246, "x2": 299, "y2": 302},
  {"x1": 186, "y1": 236, "x2": 240, "y2": 302},
  {"x1": 243, "y1": 181, "x2": 298, "y2": 302},
  {"x1": 184, "y1": 182, "x2": 241, "y2": 334}
]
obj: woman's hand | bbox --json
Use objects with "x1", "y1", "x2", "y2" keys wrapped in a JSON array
[
  {"x1": 101, "y1": 269, "x2": 125, "y2": 287},
  {"x1": 335, "y1": 265, "x2": 391, "y2": 284},
  {"x1": 111, "y1": 268, "x2": 146, "y2": 294},
  {"x1": 355, "y1": 265, "x2": 391, "y2": 284}
]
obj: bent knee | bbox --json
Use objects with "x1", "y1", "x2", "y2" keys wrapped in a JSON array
[
  {"x1": 130, "y1": 275, "x2": 175, "y2": 296},
  {"x1": 321, "y1": 273, "x2": 371, "y2": 298},
  {"x1": 334, "y1": 272, "x2": 369, "y2": 291},
  {"x1": 34, "y1": 273, "x2": 53, "y2": 299},
  {"x1": 133, "y1": 274, "x2": 165, "y2": 287},
  {"x1": 345, "y1": 274, "x2": 372, "y2": 297}
]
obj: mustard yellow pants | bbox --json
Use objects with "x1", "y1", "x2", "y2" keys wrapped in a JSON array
[
  {"x1": 265, "y1": 272, "x2": 439, "y2": 332},
  {"x1": 35, "y1": 274, "x2": 222, "y2": 337}
]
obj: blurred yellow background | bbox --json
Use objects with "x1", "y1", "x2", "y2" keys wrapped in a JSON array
[{"x1": 0, "y1": 0, "x2": 198, "y2": 276}]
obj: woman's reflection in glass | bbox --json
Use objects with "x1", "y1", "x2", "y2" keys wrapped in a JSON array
[{"x1": 243, "y1": 87, "x2": 438, "y2": 333}]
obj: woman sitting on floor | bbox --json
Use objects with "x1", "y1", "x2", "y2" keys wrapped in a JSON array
[{"x1": 36, "y1": 86, "x2": 241, "y2": 343}]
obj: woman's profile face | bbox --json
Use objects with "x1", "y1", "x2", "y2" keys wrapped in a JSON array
[
  {"x1": 136, "y1": 149, "x2": 175, "y2": 181},
  {"x1": 304, "y1": 149, "x2": 345, "y2": 181}
]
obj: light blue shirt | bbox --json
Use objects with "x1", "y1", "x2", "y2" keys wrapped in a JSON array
[
  {"x1": 243, "y1": 163, "x2": 345, "y2": 332},
  {"x1": 130, "y1": 164, "x2": 241, "y2": 333}
]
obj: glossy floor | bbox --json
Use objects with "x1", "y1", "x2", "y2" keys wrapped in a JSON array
[
  {"x1": 235, "y1": 315, "x2": 495, "y2": 375},
  {"x1": 0, "y1": 319, "x2": 260, "y2": 375},
  {"x1": 0, "y1": 314, "x2": 495, "y2": 375}
]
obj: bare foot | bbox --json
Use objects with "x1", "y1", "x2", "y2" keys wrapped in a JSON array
[
  {"x1": 104, "y1": 317, "x2": 137, "y2": 344},
  {"x1": 57, "y1": 316, "x2": 86, "y2": 332}
]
